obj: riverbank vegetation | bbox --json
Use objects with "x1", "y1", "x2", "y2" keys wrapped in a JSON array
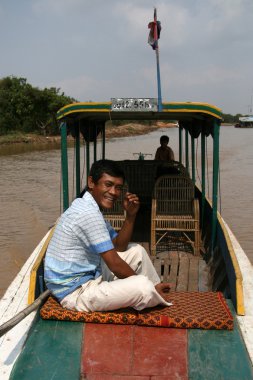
[
  {"x1": 0, "y1": 76, "x2": 244, "y2": 145},
  {"x1": 0, "y1": 76, "x2": 75, "y2": 136},
  {"x1": 0, "y1": 121, "x2": 177, "y2": 145}
]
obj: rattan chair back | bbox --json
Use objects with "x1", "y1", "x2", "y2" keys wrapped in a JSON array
[
  {"x1": 103, "y1": 182, "x2": 128, "y2": 231},
  {"x1": 151, "y1": 174, "x2": 200, "y2": 256}
]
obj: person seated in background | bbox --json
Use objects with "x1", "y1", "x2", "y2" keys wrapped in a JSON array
[
  {"x1": 155, "y1": 135, "x2": 175, "y2": 161},
  {"x1": 44, "y1": 159, "x2": 172, "y2": 312}
]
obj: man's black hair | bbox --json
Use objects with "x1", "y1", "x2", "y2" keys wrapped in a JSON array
[
  {"x1": 160, "y1": 135, "x2": 169, "y2": 144},
  {"x1": 79, "y1": 159, "x2": 125, "y2": 197}
]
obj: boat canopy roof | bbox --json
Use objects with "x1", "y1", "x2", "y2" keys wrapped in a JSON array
[{"x1": 57, "y1": 100, "x2": 222, "y2": 138}]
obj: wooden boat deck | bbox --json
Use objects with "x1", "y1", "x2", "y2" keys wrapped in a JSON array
[
  {"x1": 9, "y1": 247, "x2": 253, "y2": 380},
  {"x1": 151, "y1": 251, "x2": 209, "y2": 292},
  {"x1": 10, "y1": 301, "x2": 253, "y2": 380},
  {"x1": 138, "y1": 241, "x2": 209, "y2": 292}
]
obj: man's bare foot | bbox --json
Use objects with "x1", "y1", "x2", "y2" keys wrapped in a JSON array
[{"x1": 155, "y1": 282, "x2": 172, "y2": 300}]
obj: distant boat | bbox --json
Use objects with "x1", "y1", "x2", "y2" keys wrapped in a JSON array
[{"x1": 235, "y1": 115, "x2": 253, "y2": 128}]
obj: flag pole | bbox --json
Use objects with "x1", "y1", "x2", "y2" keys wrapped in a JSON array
[
  {"x1": 153, "y1": 8, "x2": 162, "y2": 111},
  {"x1": 155, "y1": 36, "x2": 162, "y2": 112},
  {"x1": 148, "y1": 7, "x2": 162, "y2": 111}
]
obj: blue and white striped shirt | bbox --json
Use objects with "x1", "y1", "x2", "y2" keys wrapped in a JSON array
[{"x1": 44, "y1": 192, "x2": 117, "y2": 301}]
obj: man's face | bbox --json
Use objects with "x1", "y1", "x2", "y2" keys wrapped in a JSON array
[{"x1": 88, "y1": 173, "x2": 124, "y2": 209}]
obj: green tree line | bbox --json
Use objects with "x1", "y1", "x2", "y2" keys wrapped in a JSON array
[
  {"x1": 0, "y1": 76, "x2": 75, "y2": 136},
  {"x1": 0, "y1": 76, "x2": 244, "y2": 136},
  {"x1": 222, "y1": 113, "x2": 243, "y2": 124}
]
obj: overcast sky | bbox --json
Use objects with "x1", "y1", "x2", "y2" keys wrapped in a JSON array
[{"x1": 1, "y1": 0, "x2": 253, "y2": 115}]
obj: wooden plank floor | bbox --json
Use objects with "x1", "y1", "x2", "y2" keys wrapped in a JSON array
[{"x1": 151, "y1": 251, "x2": 210, "y2": 292}]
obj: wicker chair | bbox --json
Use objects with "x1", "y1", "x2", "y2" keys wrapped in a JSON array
[
  {"x1": 151, "y1": 175, "x2": 200, "y2": 256},
  {"x1": 116, "y1": 160, "x2": 157, "y2": 205},
  {"x1": 115, "y1": 160, "x2": 189, "y2": 206},
  {"x1": 103, "y1": 183, "x2": 128, "y2": 231}
]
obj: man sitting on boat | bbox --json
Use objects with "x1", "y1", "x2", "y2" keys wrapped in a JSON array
[
  {"x1": 44, "y1": 159, "x2": 171, "y2": 312},
  {"x1": 155, "y1": 135, "x2": 175, "y2": 161}
]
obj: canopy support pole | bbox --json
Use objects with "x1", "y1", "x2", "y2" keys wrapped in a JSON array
[
  {"x1": 60, "y1": 122, "x2": 69, "y2": 211},
  {"x1": 201, "y1": 131, "x2": 206, "y2": 228},
  {"x1": 211, "y1": 120, "x2": 220, "y2": 253},
  {"x1": 86, "y1": 141, "x2": 90, "y2": 183},
  {"x1": 94, "y1": 125, "x2": 97, "y2": 162},
  {"x1": 102, "y1": 123, "x2": 105, "y2": 159},
  {"x1": 179, "y1": 124, "x2": 183, "y2": 164},
  {"x1": 191, "y1": 135, "x2": 195, "y2": 184},
  {"x1": 75, "y1": 124, "x2": 80, "y2": 197},
  {"x1": 185, "y1": 129, "x2": 189, "y2": 173}
]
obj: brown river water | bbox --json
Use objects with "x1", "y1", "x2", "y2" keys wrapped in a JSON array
[{"x1": 0, "y1": 126, "x2": 252, "y2": 298}]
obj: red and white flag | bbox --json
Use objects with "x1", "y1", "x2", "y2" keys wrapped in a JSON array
[{"x1": 148, "y1": 8, "x2": 161, "y2": 50}]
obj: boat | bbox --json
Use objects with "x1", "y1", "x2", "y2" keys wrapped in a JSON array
[
  {"x1": 1, "y1": 98, "x2": 253, "y2": 379},
  {"x1": 235, "y1": 115, "x2": 253, "y2": 128}
]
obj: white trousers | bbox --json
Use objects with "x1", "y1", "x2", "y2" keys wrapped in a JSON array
[{"x1": 61, "y1": 243, "x2": 172, "y2": 312}]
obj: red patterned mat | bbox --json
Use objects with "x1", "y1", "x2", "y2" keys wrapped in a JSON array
[{"x1": 40, "y1": 292, "x2": 233, "y2": 330}]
